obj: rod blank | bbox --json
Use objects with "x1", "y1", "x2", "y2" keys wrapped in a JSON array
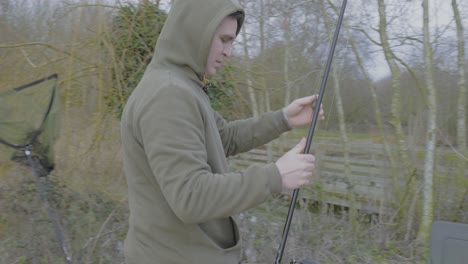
[{"x1": 274, "y1": 1, "x2": 348, "y2": 263}]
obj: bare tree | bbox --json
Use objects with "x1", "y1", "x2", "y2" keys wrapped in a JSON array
[
  {"x1": 374, "y1": 4, "x2": 422, "y2": 235},
  {"x1": 346, "y1": 26, "x2": 396, "y2": 168},
  {"x1": 417, "y1": 0, "x2": 436, "y2": 244},
  {"x1": 451, "y1": 0, "x2": 467, "y2": 211},
  {"x1": 280, "y1": 1, "x2": 294, "y2": 109},
  {"x1": 323, "y1": 0, "x2": 357, "y2": 231},
  {"x1": 240, "y1": 9, "x2": 259, "y2": 117}
]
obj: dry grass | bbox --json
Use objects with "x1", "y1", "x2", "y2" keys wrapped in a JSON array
[{"x1": 238, "y1": 198, "x2": 427, "y2": 264}]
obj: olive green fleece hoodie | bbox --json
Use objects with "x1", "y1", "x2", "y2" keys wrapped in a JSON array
[{"x1": 120, "y1": 0, "x2": 291, "y2": 263}]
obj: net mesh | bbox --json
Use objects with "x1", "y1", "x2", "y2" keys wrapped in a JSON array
[{"x1": 0, "y1": 74, "x2": 61, "y2": 176}]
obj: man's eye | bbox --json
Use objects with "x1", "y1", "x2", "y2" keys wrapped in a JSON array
[{"x1": 221, "y1": 37, "x2": 233, "y2": 44}]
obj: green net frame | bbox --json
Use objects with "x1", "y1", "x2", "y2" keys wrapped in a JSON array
[{"x1": 0, "y1": 74, "x2": 61, "y2": 175}]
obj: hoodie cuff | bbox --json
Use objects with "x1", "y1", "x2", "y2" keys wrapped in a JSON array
[
  {"x1": 281, "y1": 108, "x2": 293, "y2": 130},
  {"x1": 265, "y1": 163, "x2": 283, "y2": 195}
]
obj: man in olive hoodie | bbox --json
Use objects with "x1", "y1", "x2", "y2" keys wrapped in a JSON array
[{"x1": 120, "y1": 0, "x2": 324, "y2": 263}]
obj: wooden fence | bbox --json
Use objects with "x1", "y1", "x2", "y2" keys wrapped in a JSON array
[{"x1": 228, "y1": 138, "x2": 467, "y2": 213}]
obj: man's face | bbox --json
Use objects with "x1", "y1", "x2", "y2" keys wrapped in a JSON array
[{"x1": 205, "y1": 16, "x2": 237, "y2": 77}]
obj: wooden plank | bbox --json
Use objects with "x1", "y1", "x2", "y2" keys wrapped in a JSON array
[
  {"x1": 306, "y1": 180, "x2": 387, "y2": 198},
  {"x1": 295, "y1": 191, "x2": 389, "y2": 212},
  {"x1": 319, "y1": 155, "x2": 393, "y2": 167},
  {"x1": 318, "y1": 163, "x2": 398, "y2": 178},
  {"x1": 318, "y1": 171, "x2": 393, "y2": 188},
  {"x1": 228, "y1": 139, "x2": 464, "y2": 213}
]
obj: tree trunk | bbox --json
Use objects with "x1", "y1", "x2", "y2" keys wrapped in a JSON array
[
  {"x1": 240, "y1": 12, "x2": 258, "y2": 117},
  {"x1": 347, "y1": 28, "x2": 396, "y2": 167},
  {"x1": 322, "y1": 0, "x2": 357, "y2": 231},
  {"x1": 377, "y1": 0, "x2": 417, "y2": 224},
  {"x1": 283, "y1": 14, "x2": 292, "y2": 109},
  {"x1": 452, "y1": 0, "x2": 467, "y2": 216},
  {"x1": 280, "y1": 4, "x2": 292, "y2": 152},
  {"x1": 417, "y1": 0, "x2": 436, "y2": 245}
]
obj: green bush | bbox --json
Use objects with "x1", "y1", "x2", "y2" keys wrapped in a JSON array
[{"x1": 107, "y1": 1, "x2": 167, "y2": 117}]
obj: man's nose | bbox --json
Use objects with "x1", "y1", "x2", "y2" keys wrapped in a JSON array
[{"x1": 223, "y1": 44, "x2": 232, "y2": 57}]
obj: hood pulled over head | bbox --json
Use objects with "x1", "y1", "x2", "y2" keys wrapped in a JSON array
[{"x1": 150, "y1": 0, "x2": 244, "y2": 81}]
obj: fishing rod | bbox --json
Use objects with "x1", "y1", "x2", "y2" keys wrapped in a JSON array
[{"x1": 274, "y1": 0, "x2": 348, "y2": 263}]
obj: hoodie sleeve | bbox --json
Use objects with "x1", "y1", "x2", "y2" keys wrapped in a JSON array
[
  {"x1": 214, "y1": 110, "x2": 291, "y2": 157},
  {"x1": 138, "y1": 85, "x2": 282, "y2": 224}
]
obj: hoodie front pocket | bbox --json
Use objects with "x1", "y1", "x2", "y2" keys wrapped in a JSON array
[{"x1": 197, "y1": 216, "x2": 241, "y2": 251}]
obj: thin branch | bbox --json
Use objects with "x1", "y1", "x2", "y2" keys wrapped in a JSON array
[
  {"x1": 51, "y1": 4, "x2": 119, "y2": 24},
  {"x1": 0, "y1": 42, "x2": 94, "y2": 65},
  {"x1": 354, "y1": 27, "x2": 381, "y2": 46},
  {"x1": 20, "y1": 48, "x2": 38, "y2": 68}
]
